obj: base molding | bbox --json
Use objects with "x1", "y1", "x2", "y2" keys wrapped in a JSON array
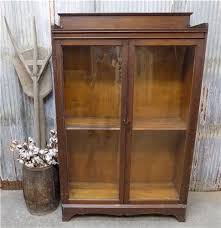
[
  {"x1": 1, "y1": 180, "x2": 23, "y2": 190},
  {"x1": 62, "y1": 203, "x2": 186, "y2": 222}
]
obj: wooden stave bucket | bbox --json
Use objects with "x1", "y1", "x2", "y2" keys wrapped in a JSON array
[{"x1": 23, "y1": 165, "x2": 60, "y2": 215}]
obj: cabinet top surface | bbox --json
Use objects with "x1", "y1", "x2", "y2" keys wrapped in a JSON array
[{"x1": 58, "y1": 12, "x2": 193, "y2": 16}]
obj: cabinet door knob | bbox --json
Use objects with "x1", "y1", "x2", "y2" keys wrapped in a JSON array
[{"x1": 123, "y1": 119, "x2": 130, "y2": 125}]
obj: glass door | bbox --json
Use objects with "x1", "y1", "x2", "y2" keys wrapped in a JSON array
[
  {"x1": 128, "y1": 41, "x2": 195, "y2": 202},
  {"x1": 62, "y1": 41, "x2": 126, "y2": 202}
]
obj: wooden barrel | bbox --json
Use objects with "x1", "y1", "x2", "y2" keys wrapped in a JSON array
[{"x1": 23, "y1": 165, "x2": 60, "y2": 215}]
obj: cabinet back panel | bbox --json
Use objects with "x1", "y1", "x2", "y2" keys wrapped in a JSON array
[
  {"x1": 133, "y1": 46, "x2": 194, "y2": 123},
  {"x1": 129, "y1": 131, "x2": 186, "y2": 200},
  {"x1": 130, "y1": 131, "x2": 185, "y2": 183},
  {"x1": 67, "y1": 130, "x2": 120, "y2": 183}
]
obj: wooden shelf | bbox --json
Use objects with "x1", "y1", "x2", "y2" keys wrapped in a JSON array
[
  {"x1": 133, "y1": 117, "x2": 187, "y2": 130},
  {"x1": 65, "y1": 117, "x2": 186, "y2": 130},
  {"x1": 130, "y1": 182, "x2": 179, "y2": 201},
  {"x1": 65, "y1": 117, "x2": 120, "y2": 130},
  {"x1": 69, "y1": 182, "x2": 118, "y2": 200}
]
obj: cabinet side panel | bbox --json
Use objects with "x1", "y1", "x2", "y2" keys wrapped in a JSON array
[
  {"x1": 52, "y1": 41, "x2": 69, "y2": 202},
  {"x1": 180, "y1": 40, "x2": 207, "y2": 203}
]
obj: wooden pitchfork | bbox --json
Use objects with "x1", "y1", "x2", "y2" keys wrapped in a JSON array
[{"x1": 4, "y1": 17, "x2": 52, "y2": 148}]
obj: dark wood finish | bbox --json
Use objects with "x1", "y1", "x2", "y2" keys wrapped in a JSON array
[
  {"x1": 51, "y1": 13, "x2": 208, "y2": 222},
  {"x1": 59, "y1": 13, "x2": 191, "y2": 30},
  {"x1": 52, "y1": 40, "x2": 69, "y2": 203},
  {"x1": 180, "y1": 40, "x2": 208, "y2": 203},
  {"x1": 126, "y1": 40, "x2": 197, "y2": 206},
  {"x1": 52, "y1": 32, "x2": 206, "y2": 40},
  {"x1": 124, "y1": 40, "x2": 134, "y2": 203},
  {"x1": 119, "y1": 42, "x2": 129, "y2": 204},
  {"x1": 58, "y1": 13, "x2": 192, "y2": 16},
  {"x1": 62, "y1": 203, "x2": 186, "y2": 222}
]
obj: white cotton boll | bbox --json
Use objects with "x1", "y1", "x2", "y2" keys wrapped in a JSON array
[
  {"x1": 18, "y1": 149, "x2": 24, "y2": 155},
  {"x1": 50, "y1": 152, "x2": 55, "y2": 157},
  {"x1": 45, "y1": 154, "x2": 51, "y2": 162},
  {"x1": 28, "y1": 151, "x2": 33, "y2": 158},
  {"x1": 17, "y1": 144, "x2": 23, "y2": 149},
  {"x1": 20, "y1": 152, "x2": 26, "y2": 158},
  {"x1": 19, "y1": 153, "x2": 24, "y2": 159},
  {"x1": 39, "y1": 149, "x2": 45, "y2": 155},
  {"x1": 48, "y1": 149, "x2": 55, "y2": 156},
  {"x1": 52, "y1": 138, "x2": 58, "y2": 144},
  {"x1": 26, "y1": 162, "x2": 34, "y2": 168},
  {"x1": 35, "y1": 156, "x2": 42, "y2": 164},
  {"x1": 33, "y1": 147, "x2": 39, "y2": 155},
  {"x1": 53, "y1": 152, "x2": 58, "y2": 158},
  {"x1": 12, "y1": 129, "x2": 58, "y2": 168},
  {"x1": 50, "y1": 130, "x2": 56, "y2": 135},
  {"x1": 17, "y1": 159, "x2": 24, "y2": 164},
  {"x1": 21, "y1": 151, "x2": 28, "y2": 157},
  {"x1": 49, "y1": 138, "x2": 54, "y2": 144},
  {"x1": 47, "y1": 160, "x2": 52, "y2": 165},
  {"x1": 28, "y1": 137, "x2": 34, "y2": 143},
  {"x1": 18, "y1": 152, "x2": 23, "y2": 158},
  {"x1": 33, "y1": 150, "x2": 38, "y2": 155},
  {"x1": 28, "y1": 144, "x2": 35, "y2": 151},
  {"x1": 51, "y1": 160, "x2": 57, "y2": 165},
  {"x1": 52, "y1": 148, "x2": 58, "y2": 154}
]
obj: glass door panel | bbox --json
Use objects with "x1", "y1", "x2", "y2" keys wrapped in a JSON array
[
  {"x1": 66, "y1": 130, "x2": 120, "y2": 200},
  {"x1": 63, "y1": 45, "x2": 123, "y2": 201},
  {"x1": 129, "y1": 45, "x2": 195, "y2": 201}
]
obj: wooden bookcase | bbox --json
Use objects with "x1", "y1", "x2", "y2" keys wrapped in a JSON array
[{"x1": 51, "y1": 13, "x2": 208, "y2": 221}]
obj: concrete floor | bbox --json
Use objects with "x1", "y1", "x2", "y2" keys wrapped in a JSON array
[{"x1": 1, "y1": 190, "x2": 221, "y2": 228}]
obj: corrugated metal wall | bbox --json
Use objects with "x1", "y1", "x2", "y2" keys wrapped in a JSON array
[{"x1": 1, "y1": 0, "x2": 220, "y2": 191}]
